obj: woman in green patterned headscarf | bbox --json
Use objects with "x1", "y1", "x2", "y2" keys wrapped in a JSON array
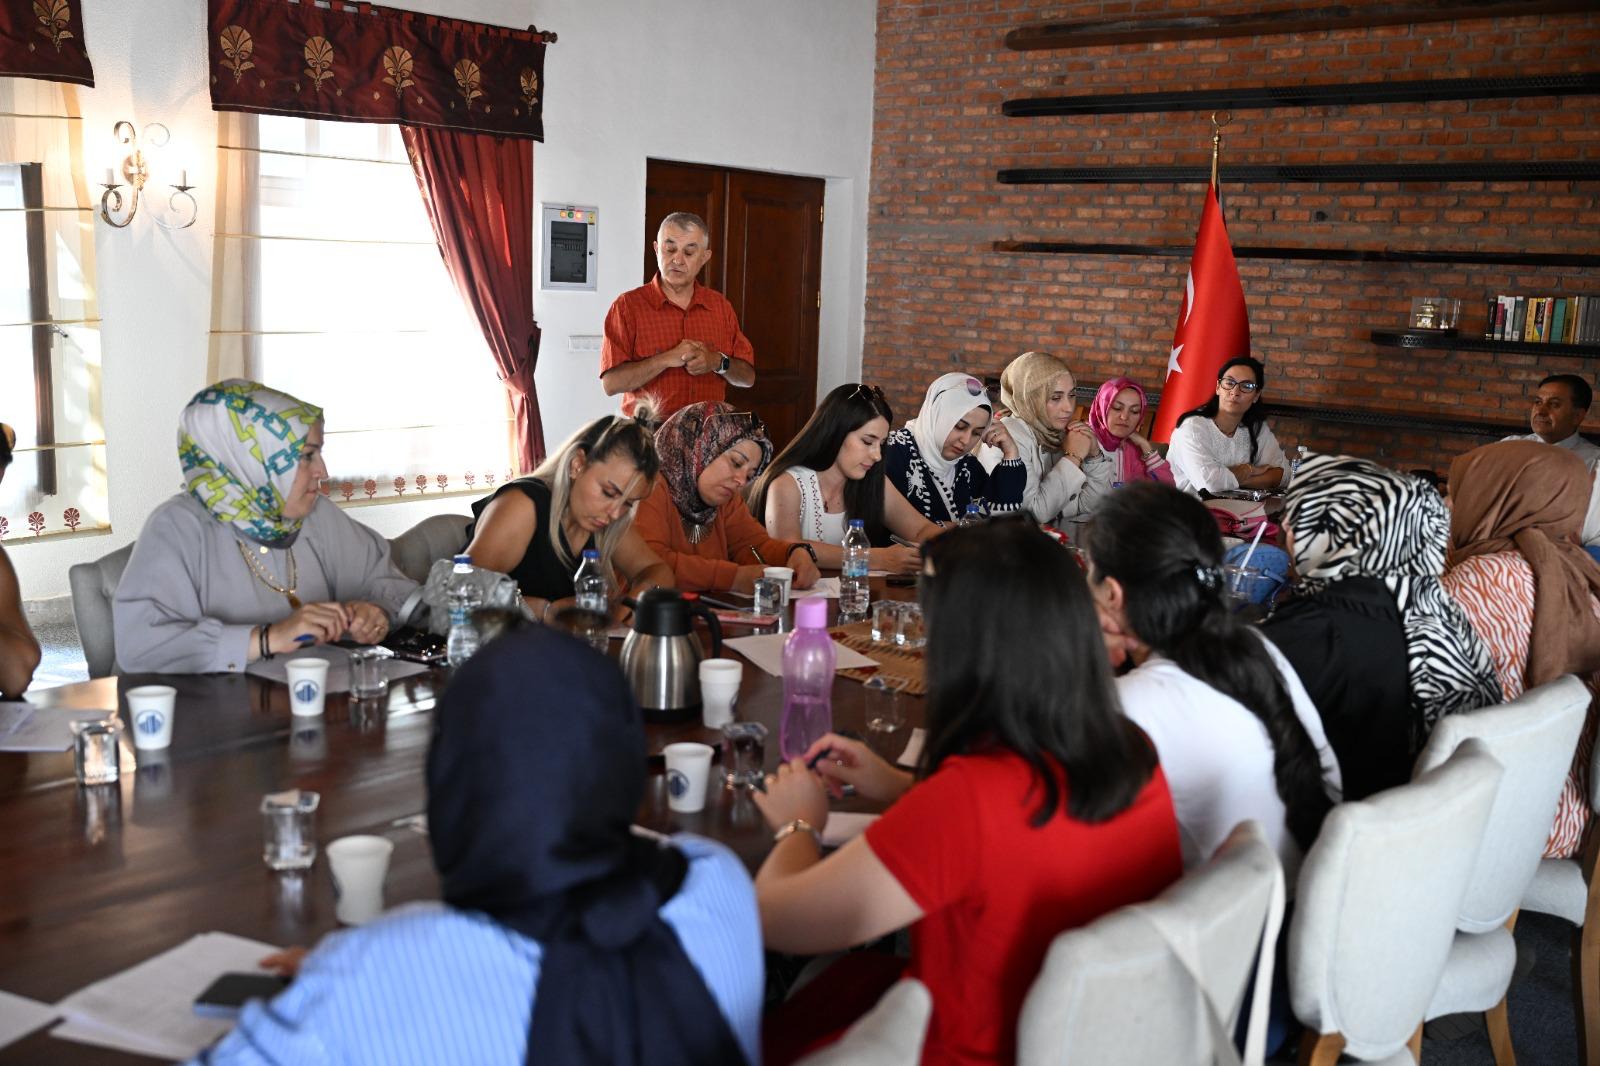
[{"x1": 112, "y1": 380, "x2": 417, "y2": 674}]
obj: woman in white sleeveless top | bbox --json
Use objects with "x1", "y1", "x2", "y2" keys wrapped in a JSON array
[{"x1": 749, "y1": 384, "x2": 939, "y2": 574}]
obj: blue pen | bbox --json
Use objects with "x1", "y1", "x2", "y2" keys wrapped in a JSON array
[{"x1": 294, "y1": 634, "x2": 316, "y2": 645}]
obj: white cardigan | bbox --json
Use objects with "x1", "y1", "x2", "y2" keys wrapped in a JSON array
[{"x1": 978, "y1": 417, "x2": 1109, "y2": 527}]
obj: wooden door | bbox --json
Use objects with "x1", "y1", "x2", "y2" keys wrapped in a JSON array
[{"x1": 643, "y1": 160, "x2": 823, "y2": 450}]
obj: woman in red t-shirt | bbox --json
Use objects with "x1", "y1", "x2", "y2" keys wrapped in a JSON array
[{"x1": 753, "y1": 519, "x2": 1183, "y2": 1066}]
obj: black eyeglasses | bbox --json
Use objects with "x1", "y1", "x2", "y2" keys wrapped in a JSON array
[{"x1": 1218, "y1": 377, "x2": 1260, "y2": 394}]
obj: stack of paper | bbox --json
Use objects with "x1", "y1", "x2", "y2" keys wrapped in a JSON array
[
  {"x1": 0, "y1": 702, "x2": 112, "y2": 753},
  {"x1": 0, "y1": 991, "x2": 56, "y2": 1052},
  {"x1": 246, "y1": 646, "x2": 429, "y2": 692},
  {"x1": 791, "y1": 577, "x2": 842, "y2": 600},
  {"x1": 723, "y1": 633, "x2": 878, "y2": 677},
  {"x1": 52, "y1": 932, "x2": 279, "y2": 1060}
]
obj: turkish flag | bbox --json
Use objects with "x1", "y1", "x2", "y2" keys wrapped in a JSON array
[{"x1": 1150, "y1": 185, "x2": 1250, "y2": 444}]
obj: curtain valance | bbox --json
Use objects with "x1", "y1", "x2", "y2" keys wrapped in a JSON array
[
  {"x1": 0, "y1": 1, "x2": 95, "y2": 87},
  {"x1": 208, "y1": 0, "x2": 553, "y2": 141}
]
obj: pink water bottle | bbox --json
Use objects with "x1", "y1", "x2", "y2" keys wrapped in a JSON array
[{"x1": 780, "y1": 598, "x2": 836, "y2": 761}]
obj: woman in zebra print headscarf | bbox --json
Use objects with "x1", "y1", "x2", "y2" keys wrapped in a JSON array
[{"x1": 1278, "y1": 454, "x2": 1501, "y2": 754}]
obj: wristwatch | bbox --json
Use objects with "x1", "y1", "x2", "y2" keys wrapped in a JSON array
[{"x1": 714, "y1": 352, "x2": 731, "y2": 376}]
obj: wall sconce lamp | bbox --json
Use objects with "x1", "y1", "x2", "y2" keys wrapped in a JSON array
[{"x1": 99, "y1": 121, "x2": 197, "y2": 230}]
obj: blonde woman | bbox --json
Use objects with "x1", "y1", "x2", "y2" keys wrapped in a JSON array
[
  {"x1": 979, "y1": 351, "x2": 1107, "y2": 528},
  {"x1": 463, "y1": 406, "x2": 675, "y2": 622}
]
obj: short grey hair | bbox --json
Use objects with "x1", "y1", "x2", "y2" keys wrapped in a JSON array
[{"x1": 657, "y1": 211, "x2": 710, "y2": 245}]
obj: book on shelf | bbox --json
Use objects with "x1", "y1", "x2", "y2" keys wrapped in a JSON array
[{"x1": 1485, "y1": 293, "x2": 1599, "y2": 346}]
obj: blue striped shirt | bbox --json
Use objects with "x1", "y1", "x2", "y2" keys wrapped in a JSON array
[{"x1": 191, "y1": 835, "x2": 763, "y2": 1065}]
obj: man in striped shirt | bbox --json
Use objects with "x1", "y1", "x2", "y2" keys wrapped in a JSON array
[{"x1": 600, "y1": 212, "x2": 756, "y2": 419}]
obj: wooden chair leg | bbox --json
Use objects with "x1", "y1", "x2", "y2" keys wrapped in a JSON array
[
  {"x1": 1408, "y1": 1023, "x2": 1423, "y2": 1062},
  {"x1": 1298, "y1": 1031, "x2": 1346, "y2": 1066},
  {"x1": 1485, "y1": 996, "x2": 1517, "y2": 1066}
]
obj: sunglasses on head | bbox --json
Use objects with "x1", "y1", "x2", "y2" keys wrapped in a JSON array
[{"x1": 850, "y1": 383, "x2": 887, "y2": 404}]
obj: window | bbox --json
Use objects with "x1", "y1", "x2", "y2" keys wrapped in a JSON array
[
  {"x1": 209, "y1": 114, "x2": 512, "y2": 503},
  {"x1": 0, "y1": 79, "x2": 106, "y2": 541}
]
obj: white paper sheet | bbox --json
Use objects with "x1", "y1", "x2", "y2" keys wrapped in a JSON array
[
  {"x1": 0, "y1": 708, "x2": 112, "y2": 753},
  {"x1": 821, "y1": 811, "x2": 879, "y2": 848},
  {"x1": 246, "y1": 645, "x2": 429, "y2": 693},
  {"x1": 791, "y1": 577, "x2": 841, "y2": 600},
  {"x1": 52, "y1": 931, "x2": 280, "y2": 1062},
  {"x1": 897, "y1": 728, "x2": 925, "y2": 768},
  {"x1": 0, "y1": 700, "x2": 33, "y2": 735},
  {"x1": 0, "y1": 990, "x2": 57, "y2": 1052},
  {"x1": 723, "y1": 633, "x2": 878, "y2": 677}
]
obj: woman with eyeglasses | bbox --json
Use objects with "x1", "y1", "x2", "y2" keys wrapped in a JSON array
[
  {"x1": 977, "y1": 351, "x2": 1109, "y2": 528},
  {"x1": 750, "y1": 384, "x2": 941, "y2": 574},
  {"x1": 884, "y1": 373, "x2": 1025, "y2": 525},
  {"x1": 1167, "y1": 356, "x2": 1293, "y2": 495},
  {"x1": 634, "y1": 401, "x2": 822, "y2": 594}
]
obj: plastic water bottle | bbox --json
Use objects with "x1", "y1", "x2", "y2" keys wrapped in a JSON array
[
  {"x1": 1290, "y1": 445, "x2": 1309, "y2": 485},
  {"x1": 959, "y1": 502, "x2": 982, "y2": 527},
  {"x1": 446, "y1": 554, "x2": 482, "y2": 667},
  {"x1": 572, "y1": 549, "x2": 609, "y2": 651},
  {"x1": 840, "y1": 519, "x2": 871, "y2": 620},
  {"x1": 780, "y1": 598, "x2": 837, "y2": 761}
]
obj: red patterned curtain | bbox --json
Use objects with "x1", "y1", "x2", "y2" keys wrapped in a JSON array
[
  {"x1": 403, "y1": 126, "x2": 544, "y2": 468},
  {"x1": 0, "y1": 1, "x2": 94, "y2": 86},
  {"x1": 207, "y1": 0, "x2": 552, "y2": 141}
]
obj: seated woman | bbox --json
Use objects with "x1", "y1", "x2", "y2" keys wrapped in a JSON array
[
  {"x1": 749, "y1": 384, "x2": 939, "y2": 573},
  {"x1": 753, "y1": 519, "x2": 1181, "y2": 1065},
  {"x1": 113, "y1": 382, "x2": 415, "y2": 674},
  {"x1": 1264, "y1": 455, "x2": 1501, "y2": 800},
  {"x1": 1086, "y1": 481, "x2": 1341, "y2": 875},
  {"x1": 1443, "y1": 440, "x2": 1600, "y2": 860},
  {"x1": 1064, "y1": 376, "x2": 1174, "y2": 534},
  {"x1": 634, "y1": 401, "x2": 820, "y2": 594},
  {"x1": 463, "y1": 406, "x2": 674, "y2": 621},
  {"x1": 192, "y1": 625, "x2": 764, "y2": 1066},
  {"x1": 1167, "y1": 356, "x2": 1292, "y2": 496},
  {"x1": 0, "y1": 423, "x2": 40, "y2": 696},
  {"x1": 883, "y1": 372, "x2": 1024, "y2": 524},
  {"x1": 977, "y1": 350, "x2": 1106, "y2": 528}
]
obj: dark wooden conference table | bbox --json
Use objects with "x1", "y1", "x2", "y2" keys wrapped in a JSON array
[{"x1": 0, "y1": 582, "x2": 922, "y2": 1063}]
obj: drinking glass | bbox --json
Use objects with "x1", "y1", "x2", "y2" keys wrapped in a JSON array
[
  {"x1": 1223, "y1": 565, "x2": 1270, "y2": 611},
  {"x1": 72, "y1": 717, "x2": 122, "y2": 786},
  {"x1": 261, "y1": 790, "x2": 320, "y2": 871},
  {"x1": 870, "y1": 600, "x2": 902, "y2": 643},
  {"x1": 720, "y1": 721, "x2": 768, "y2": 790},
  {"x1": 894, "y1": 603, "x2": 926, "y2": 649},
  {"x1": 752, "y1": 577, "x2": 782, "y2": 618},
  {"x1": 863, "y1": 677, "x2": 906, "y2": 757},
  {"x1": 347, "y1": 647, "x2": 391, "y2": 700}
]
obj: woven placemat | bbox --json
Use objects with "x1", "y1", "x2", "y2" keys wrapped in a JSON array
[{"x1": 828, "y1": 620, "x2": 927, "y2": 696}]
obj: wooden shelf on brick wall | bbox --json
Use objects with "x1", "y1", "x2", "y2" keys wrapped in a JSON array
[
  {"x1": 997, "y1": 161, "x2": 1600, "y2": 187},
  {"x1": 1002, "y1": 73, "x2": 1600, "y2": 118},
  {"x1": 1371, "y1": 329, "x2": 1600, "y2": 357},
  {"x1": 992, "y1": 241, "x2": 1600, "y2": 269},
  {"x1": 1004, "y1": 0, "x2": 1594, "y2": 51}
]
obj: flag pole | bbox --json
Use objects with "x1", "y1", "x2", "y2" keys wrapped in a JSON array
[{"x1": 1209, "y1": 110, "x2": 1231, "y2": 190}]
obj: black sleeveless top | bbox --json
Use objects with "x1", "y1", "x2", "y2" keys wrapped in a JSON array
[{"x1": 464, "y1": 478, "x2": 595, "y2": 601}]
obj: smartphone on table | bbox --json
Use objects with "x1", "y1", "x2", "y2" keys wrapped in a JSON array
[{"x1": 193, "y1": 973, "x2": 291, "y2": 1019}]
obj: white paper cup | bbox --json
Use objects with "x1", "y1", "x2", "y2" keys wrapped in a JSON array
[
  {"x1": 663, "y1": 742, "x2": 715, "y2": 814},
  {"x1": 326, "y1": 834, "x2": 394, "y2": 925},
  {"x1": 125, "y1": 685, "x2": 177, "y2": 750},
  {"x1": 762, "y1": 566, "x2": 795, "y2": 607},
  {"x1": 699, "y1": 659, "x2": 743, "y2": 729},
  {"x1": 285, "y1": 657, "x2": 330, "y2": 717}
]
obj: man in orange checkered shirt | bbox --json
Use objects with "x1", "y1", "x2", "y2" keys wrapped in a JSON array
[{"x1": 600, "y1": 212, "x2": 756, "y2": 419}]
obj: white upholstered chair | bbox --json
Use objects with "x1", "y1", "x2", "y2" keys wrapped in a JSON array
[
  {"x1": 1291, "y1": 740, "x2": 1504, "y2": 1066},
  {"x1": 1015, "y1": 820, "x2": 1284, "y2": 1066},
  {"x1": 66, "y1": 542, "x2": 133, "y2": 677},
  {"x1": 793, "y1": 978, "x2": 931, "y2": 1066},
  {"x1": 388, "y1": 514, "x2": 471, "y2": 584},
  {"x1": 1414, "y1": 674, "x2": 1588, "y2": 1065}
]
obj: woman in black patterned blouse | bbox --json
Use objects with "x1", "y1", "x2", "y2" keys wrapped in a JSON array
[{"x1": 885, "y1": 372, "x2": 1027, "y2": 524}]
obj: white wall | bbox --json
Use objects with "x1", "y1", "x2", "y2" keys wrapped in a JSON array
[{"x1": 12, "y1": 0, "x2": 875, "y2": 602}]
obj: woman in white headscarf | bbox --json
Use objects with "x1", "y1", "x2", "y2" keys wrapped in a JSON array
[
  {"x1": 113, "y1": 380, "x2": 417, "y2": 674},
  {"x1": 885, "y1": 372, "x2": 1025, "y2": 524}
]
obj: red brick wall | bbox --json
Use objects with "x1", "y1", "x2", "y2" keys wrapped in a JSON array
[{"x1": 863, "y1": 1, "x2": 1600, "y2": 473}]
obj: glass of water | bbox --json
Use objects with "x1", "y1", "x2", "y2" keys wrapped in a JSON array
[
  {"x1": 752, "y1": 577, "x2": 782, "y2": 619},
  {"x1": 72, "y1": 717, "x2": 122, "y2": 786},
  {"x1": 894, "y1": 603, "x2": 926, "y2": 649},
  {"x1": 348, "y1": 647, "x2": 391, "y2": 701},
  {"x1": 261, "y1": 790, "x2": 320, "y2": 871},
  {"x1": 870, "y1": 600, "x2": 902, "y2": 643},
  {"x1": 863, "y1": 677, "x2": 906, "y2": 757},
  {"x1": 720, "y1": 721, "x2": 768, "y2": 790}
]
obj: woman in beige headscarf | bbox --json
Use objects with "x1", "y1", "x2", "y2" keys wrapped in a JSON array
[
  {"x1": 978, "y1": 351, "x2": 1106, "y2": 527},
  {"x1": 0, "y1": 423, "x2": 40, "y2": 696},
  {"x1": 1442, "y1": 440, "x2": 1600, "y2": 858}
]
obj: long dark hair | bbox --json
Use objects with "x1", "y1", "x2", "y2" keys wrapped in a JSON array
[
  {"x1": 1175, "y1": 355, "x2": 1268, "y2": 462},
  {"x1": 1085, "y1": 482, "x2": 1331, "y2": 851},
  {"x1": 919, "y1": 518, "x2": 1157, "y2": 826},
  {"x1": 749, "y1": 383, "x2": 894, "y2": 546}
]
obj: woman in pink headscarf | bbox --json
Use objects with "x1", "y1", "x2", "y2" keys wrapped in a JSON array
[{"x1": 1064, "y1": 377, "x2": 1173, "y2": 535}]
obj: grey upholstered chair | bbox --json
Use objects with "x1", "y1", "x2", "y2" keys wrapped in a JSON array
[
  {"x1": 793, "y1": 978, "x2": 931, "y2": 1066},
  {"x1": 1291, "y1": 739, "x2": 1504, "y2": 1066},
  {"x1": 1414, "y1": 674, "x2": 1588, "y2": 1066},
  {"x1": 1518, "y1": 677, "x2": 1600, "y2": 1066},
  {"x1": 66, "y1": 542, "x2": 134, "y2": 678},
  {"x1": 388, "y1": 514, "x2": 471, "y2": 584},
  {"x1": 1016, "y1": 821, "x2": 1283, "y2": 1066}
]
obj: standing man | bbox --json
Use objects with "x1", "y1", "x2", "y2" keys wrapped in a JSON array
[
  {"x1": 1503, "y1": 373, "x2": 1600, "y2": 558},
  {"x1": 600, "y1": 212, "x2": 755, "y2": 419}
]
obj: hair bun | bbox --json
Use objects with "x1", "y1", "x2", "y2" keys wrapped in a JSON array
[{"x1": 629, "y1": 398, "x2": 661, "y2": 433}]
